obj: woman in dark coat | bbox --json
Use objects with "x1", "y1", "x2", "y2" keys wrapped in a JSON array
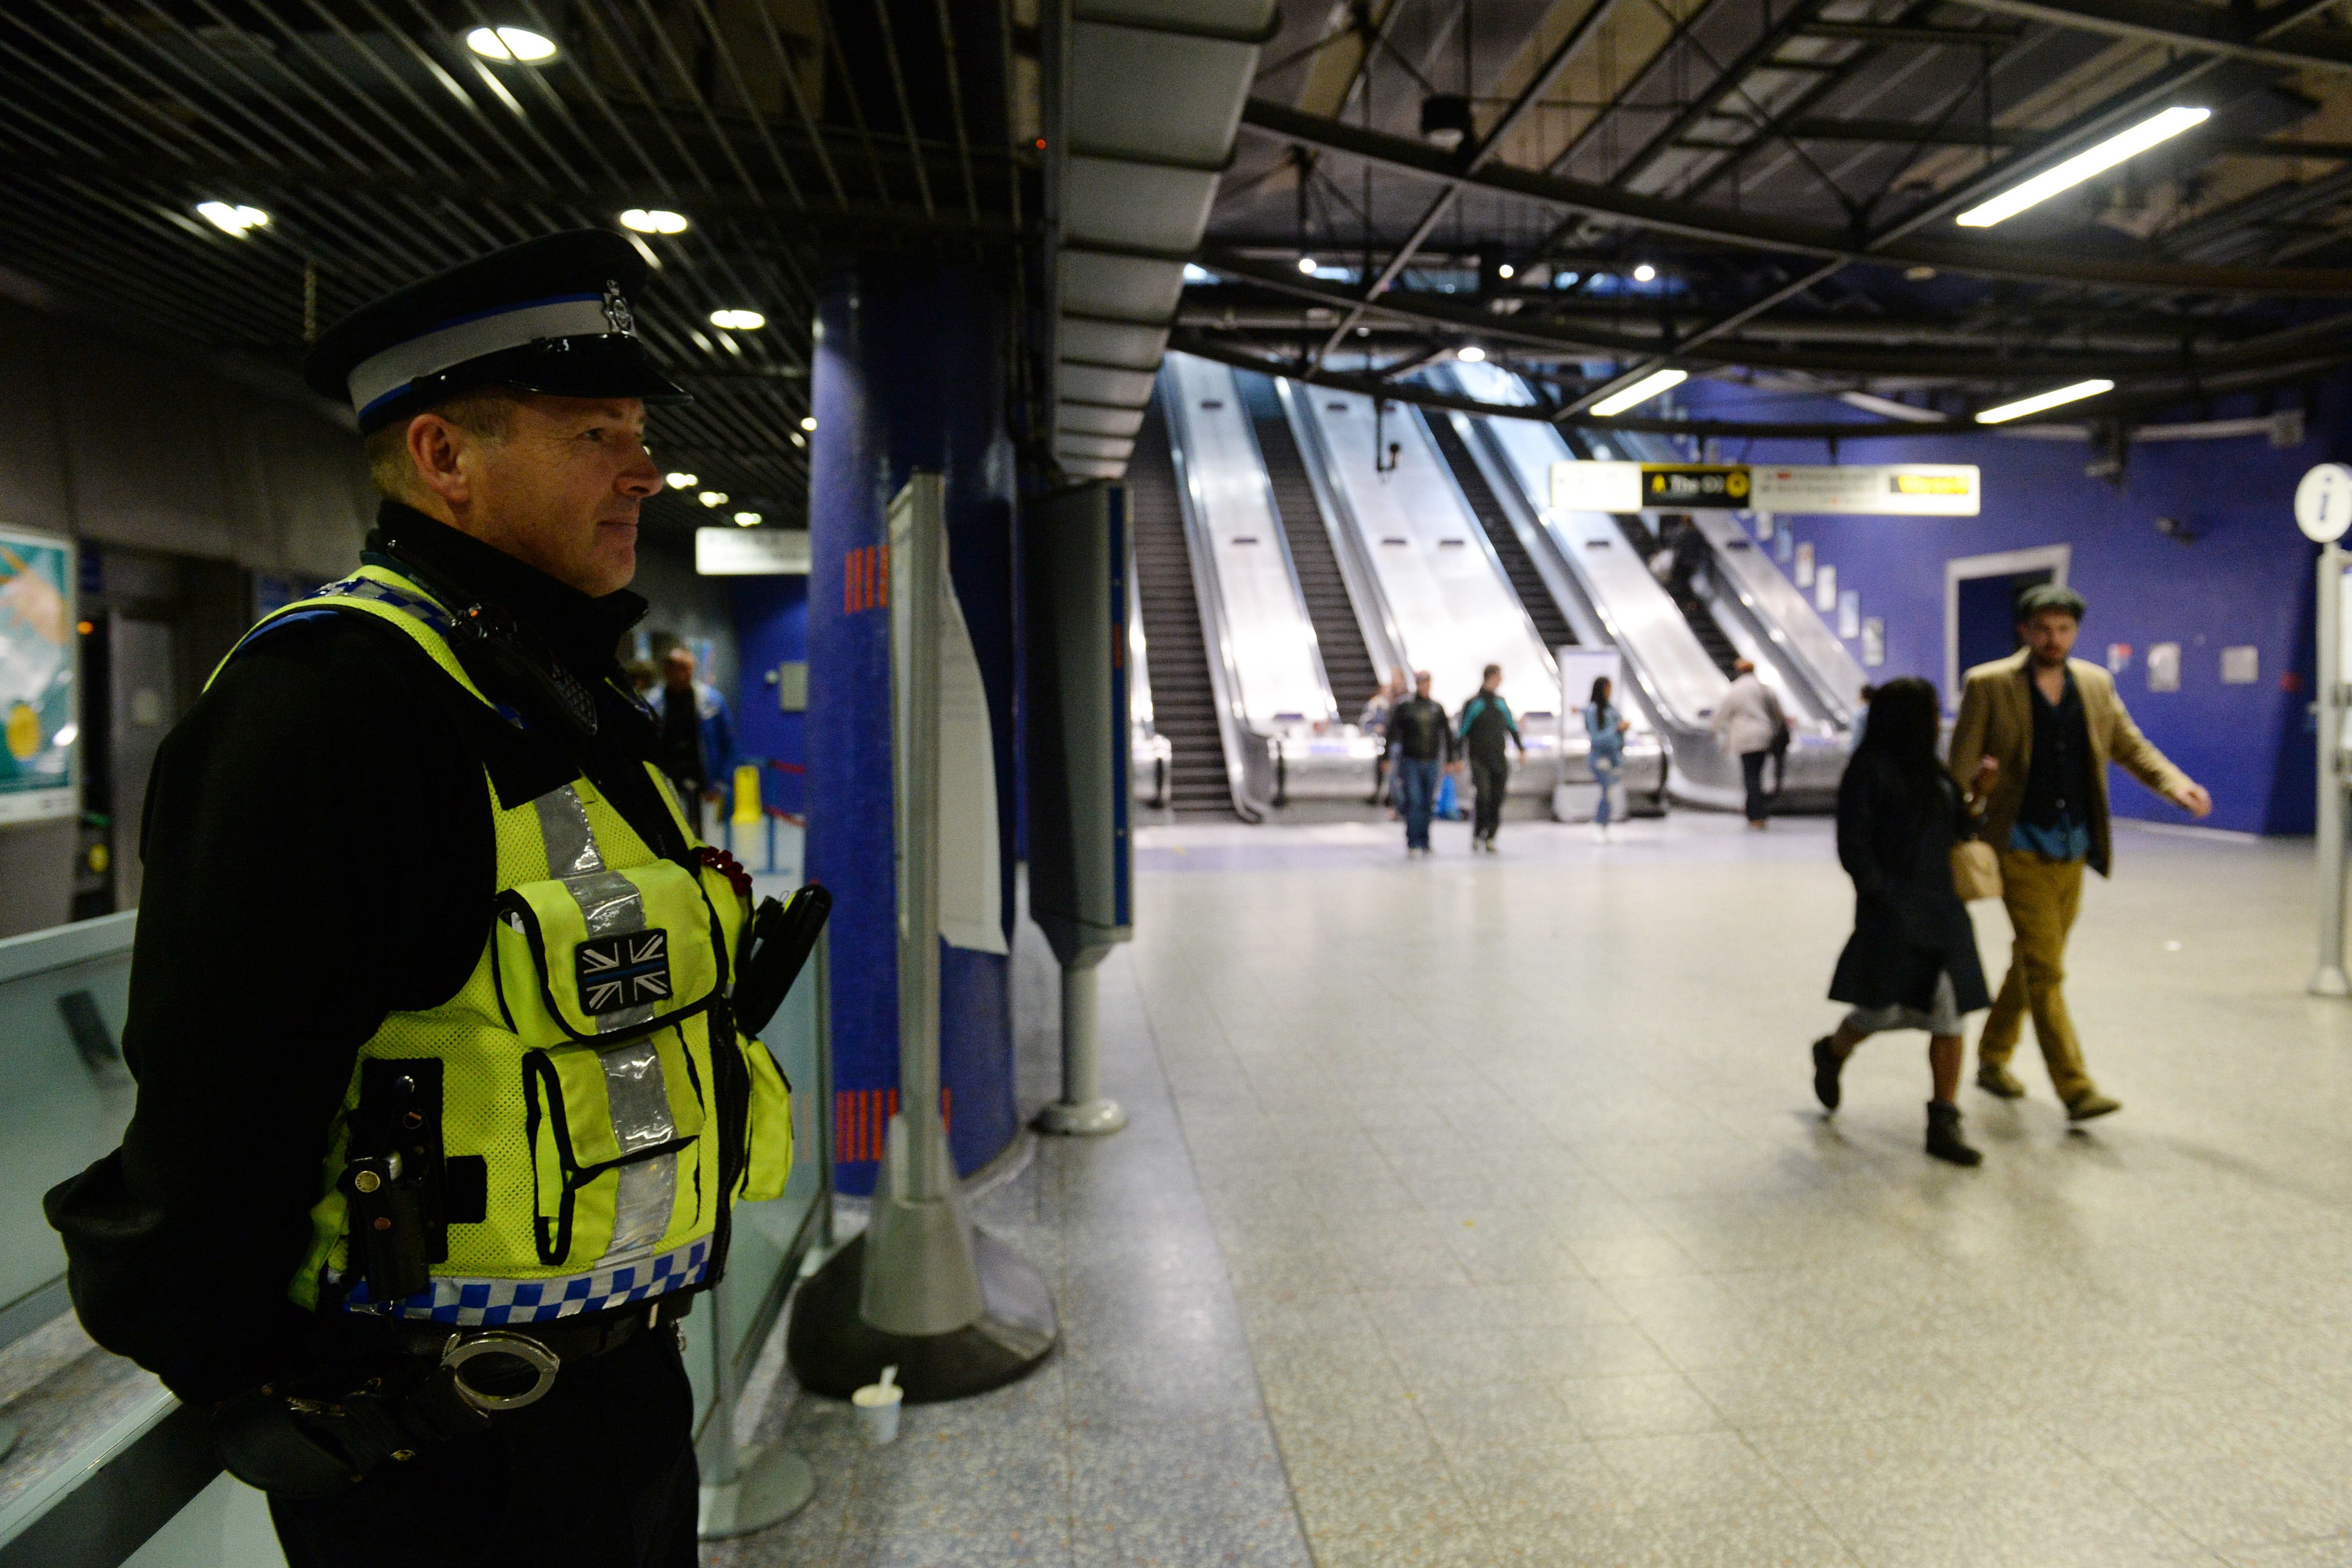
[{"x1": 1812, "y1": 678, "x2": 1997, "y2": 1165}]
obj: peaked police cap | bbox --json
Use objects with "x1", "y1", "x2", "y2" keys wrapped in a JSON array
[{"x1": 305, "y1": 229, "x2": 690, "y2": 434}]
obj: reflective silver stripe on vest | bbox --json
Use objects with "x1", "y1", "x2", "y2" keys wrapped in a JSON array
[{"x1": 529, "y1": 784, "x2": 679, "y2": 1262}]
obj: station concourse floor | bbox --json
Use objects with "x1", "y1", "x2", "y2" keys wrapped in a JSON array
[{"x1": 709, "y1": 810, "x2": 2352, "y2": 1568}]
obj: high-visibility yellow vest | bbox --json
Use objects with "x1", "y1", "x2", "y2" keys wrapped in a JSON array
[{"x1": 210, "y1": 562, "x2": 792, "y2": 1325}]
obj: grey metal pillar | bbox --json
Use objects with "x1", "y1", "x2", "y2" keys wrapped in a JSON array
[
  {"x1": 2314, "y1": 540, "x2": 2350, "y2": 997},
  {"x1": 1034, "y1": 955, "x2": 1126, "y2": 1135}
]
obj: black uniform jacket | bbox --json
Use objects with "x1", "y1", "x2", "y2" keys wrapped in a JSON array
[
  {"x1": 1827, "y1": 752, "x2": 1993, "y2": 1016},
  {"x1": 44, "y1": 502, "x2": 689, "y2": 1406}
]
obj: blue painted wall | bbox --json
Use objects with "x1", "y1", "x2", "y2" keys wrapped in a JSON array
[
  {"x1": 802, "y1": 265, "x2": 1019, "y2": 1195},
  {"x1": 732, "y1": 573, "x2": 809, "y2": 819},
  {"x1": 1673, "y1": 380, "x2": 2341, "y2": 835}
]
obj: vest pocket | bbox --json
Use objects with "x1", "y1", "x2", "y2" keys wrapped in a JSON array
[
  {"x1": 523, "y1": 1024, "x2": 711, "y2": 1268},
  {"x1": 493, "y1": 858, "x2": 724, "y2": 1047},
  {"x1": 737, "y1": 1038, "x2": 794, "y2": 1204}
]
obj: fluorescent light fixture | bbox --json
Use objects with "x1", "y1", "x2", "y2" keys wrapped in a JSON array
[
  {"x1": 698, "y1": 490, "x2": 729, "y2": 507},
  {"x1": 1975, "y1": 378, "x2": 2114, "y2": 423},
  {"x1": 53, "y1": 723, "x2": 77, "y2": 748},
  {"x1": 1496, "y1": 264, "x2": 1515, "y2": 280},
  {"x1": 790, "y1": 432, "x2": 806, "y2": 447},
  {"x1": 1457, "y1": 345, "x2": 1487, "y2": 363},
  {"x1": 1633, "y1": 263, "x2": 1657, "y2": 283},
  {"x1": 196, "y1": 201, "x2": 269, "y2": 236},
  {"x1": 1182, "y1": 263, "x2": 1214, "y2": 283},
  {"x1": 1298, "y1": 255, "x2": 1319, "y2": 273},
  {"x1": 1590, "y1": 367, "x2": 1686, "y2": 418},
  {"x1": 709, "y1": 308, "x2": 765, "y2": 330},
  {"x1": 619, "y1": 208, "x2": 688, "y2": 234},
  {"x1": 1955, "y1": 107, "x2": 2209, "y2": 228},
  {"x1": 465, "y1": 26, "x2": 557, "y2": 61},
  {"x1": 665, "y1": 471, "x2": 698, "y2": 488},
  {"x1": 799, "y1": 416, "x2": 817, "y2": 432},
  {"x1": 734, "y1": 511, "x2": 762, "y2": 526}
]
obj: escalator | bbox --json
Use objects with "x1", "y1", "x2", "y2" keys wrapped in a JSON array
[
  {"x1": 1425, "y1": 414, "x2": 1577, "y2": 656},
  {"x1": 1610, "y1": 512, "x2": 1742, "y2": 678},
  {"x1": 1127, "y1": 403, "x2": 1234, "y2": 812},
  {"x1": 1233, "y1": 370, "x2": 1380, "y2": 721}
]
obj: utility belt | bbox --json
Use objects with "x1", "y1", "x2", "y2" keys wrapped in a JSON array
[{"x1": 214, "y1": 1294, "x2": 689, "y2": 1499}]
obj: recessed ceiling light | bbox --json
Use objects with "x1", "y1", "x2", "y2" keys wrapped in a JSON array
[
  {"x1": 665, "y1": 471, "x2": 698, "y2": 488},
  {"x1": 464, "y1": 26, "x2": 557, "y2": 62},
  {"x1": 1590, "y1": 367, "x2": 1687, "y2": 418},
  {"x1": 1633, "y1": 263, "x2": 1657, "y2": 283},
  {"x1": 1457, "y1": 345, "x2": 1487, "y2": 362},
  {"x1": 799, "y1": 416, "x2": 817, "y2": 432},
  {"x1": 1497, "y1": 264, "x2": 1515, "y2": 280},
  {"x1": 1956, "y1": 107, "x2": 2209, "y2": 228},
  {"x1": 734, "y1": 511, "x2": 762, "y2": 526},
  {"x1": 1975, "y1": 379, "x2": 2114, "y2": 424},
  {"x1": 710, "y1": 308, "x2": 766, "y2": 331},
  {"x1": 196, "y1": 201, "x2": 269, "y2": 237},
  {"x1": 698, "y1": 490, "x2": 729, "y2": 507},
  {"x1": 619, "y1": 208, "x2": 688, "y2": 235},
  {"x1": 790, "y1": 432, "x2": 806, "y2": 447},
  {"x1": 1298, "y1": 255, "x2": 1319, "y2": 273}
]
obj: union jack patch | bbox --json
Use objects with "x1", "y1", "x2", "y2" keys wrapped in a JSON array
[{"x1": 575, "y1": 931, "x2": 670, "y2": 1015}]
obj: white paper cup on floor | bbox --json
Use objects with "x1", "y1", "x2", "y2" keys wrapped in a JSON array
[{"x1": 852, "y1": 1365, "x2": 903, "y2": 1446}]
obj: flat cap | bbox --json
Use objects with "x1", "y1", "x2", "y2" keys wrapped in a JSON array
[
  {"x1": 305, "y1": 229, "x2": 690, "y2": 433},
  {"x1": 2014, "y1": 581, "x2": 2087, "y2": 621}
]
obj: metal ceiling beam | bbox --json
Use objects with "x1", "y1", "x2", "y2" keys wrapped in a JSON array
[
  {"x1": 1303, "y1": 0, "x2": 1636, "y2": 369},
  {"x1": 1236, "y1": 97, "x2": 2352, "y2": 294},
  {"x1": 1938, "y1": 0, "x2": 2352, "y2": 71},
  {"x1": 1192, "y1": 248, "x2": 2352, "y2": 377},
  {"x1": 1797, "y1": 20, "x2": 2024, "y2": 45},
  {"x1": 1769, "y1": 116, "x2": 2352, "y2": 159}
]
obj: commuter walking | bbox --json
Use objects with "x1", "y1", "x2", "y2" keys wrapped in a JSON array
[
  {"x1": 1711, "y1": 658, "x2": 1785, "y2": 828},
  {"x1": 1583, "y1": 675, "x2": 1630, "y2": 840},
  {"x1": 1457, "y1": 664, "x2": 1525, "y2": 853},
  {"x1": 1811, "y1": 679, "x2": 1998, "y2": 1165},
  {"x1": 1951, "y1": 584, "x2": 2211, "y2": 1122},
  {"x1": 1362, "y1": 667, "x2": 1407, "y2": 809},
  {"x1": 648, "y1": 644, "x2": 736, "y2": 839},
  {"x1": 1386, "y1": 670, "x2": 1452, "y2": 856}
]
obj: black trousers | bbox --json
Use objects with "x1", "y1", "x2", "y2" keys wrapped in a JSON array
[
  {"x1": 1471, "y1": 757, "x2": 1509, "y2": 840},
  {"x1": 1740, "y1": 750, "x2": 1772, "y2": 823},
  {"x1": 269, "y1": 1330, "x2": 698, "y2": 1568}
]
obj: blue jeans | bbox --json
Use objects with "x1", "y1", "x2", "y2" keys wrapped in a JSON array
[
  {"x1": 1591, "y1": 755, "x2": 1620, "y2": 825},
  {"x1": 1396, "y1": 758, "x2": 1442, "y2": 849}
]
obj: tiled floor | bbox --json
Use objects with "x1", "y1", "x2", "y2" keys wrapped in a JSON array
[{"x1": 714, "y1": 810, "x2": 2352, "y2": 1566}]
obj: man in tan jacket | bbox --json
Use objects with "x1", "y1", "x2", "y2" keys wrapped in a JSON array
[{"x1": 1949, "y1": 584, "x2": 2211, "y2": 1121}]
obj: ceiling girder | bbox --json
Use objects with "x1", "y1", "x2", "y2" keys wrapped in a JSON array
[
  {"x1": 1237, "y1": 96, "x2": 2352, "y2": 295},
  {"x1": 1939, "y1": 0, "x2": 2352, "y2": 72}
]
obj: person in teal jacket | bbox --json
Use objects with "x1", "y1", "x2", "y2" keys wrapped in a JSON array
[{"x1": 1457, "y1": 664, "x2": 1524, "y2": 853}]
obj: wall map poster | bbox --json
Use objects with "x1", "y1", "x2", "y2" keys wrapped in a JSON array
[{"x1": 0, "y1": 525, "x2": 77, "y2": 825}]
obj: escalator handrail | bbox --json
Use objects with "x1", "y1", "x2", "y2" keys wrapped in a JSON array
[
  {"x1": 1400, "y1": 401, "x2": 1559, "y2": 692},
  {"x1": 1690, "y1": 514, "x2": 1861, "y2": 729},
  {"x1": 1208, "y1": 366, "x2": 1341, "y2": 728}
]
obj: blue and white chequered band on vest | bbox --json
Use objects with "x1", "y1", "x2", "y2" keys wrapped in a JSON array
[
  {"x1": 315, "y1": 570, "x2": 458, "y2": 633},
  {"x1": 336, "y1": 1238, "x2": 710, "y2": 1325}
]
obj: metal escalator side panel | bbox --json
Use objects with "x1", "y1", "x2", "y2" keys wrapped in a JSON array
[
  {"x1": 1163, "y1": 355, "x2": 1336, "y2": 735},
  {"x1": 1287, "y1": 382, "x2": 1553, "y2": 710},
  {"x1": 1687, "y1": 512, "x2": 1866, "y2": 731},
  {"x1": 1273, "y1": 376, "x2": 1409, "y2": 685},
  {"x1": 1155, "y1": 363, "x2": 1276, "y2": 820}
]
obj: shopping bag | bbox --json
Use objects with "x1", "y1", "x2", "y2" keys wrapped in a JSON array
[
  {"x1": 1951, "y1": 839, "x2": 2003, "y2": 902},
  {"x1": 1436, "y1": 770, "x2": 1459, "y2": 820}
]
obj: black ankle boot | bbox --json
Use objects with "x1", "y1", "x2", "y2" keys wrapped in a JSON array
[
  {"x1": 1926, "y1": 1100, "x2": 1982, "y2": 1166},
  {"x1": 1811, "y1": 1037, "x2": 1843, "y2": 1112}
]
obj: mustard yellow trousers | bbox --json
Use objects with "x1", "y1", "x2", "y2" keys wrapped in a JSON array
[{"x1": 1977, "y1": 850, "x2": 2095, "y2": 1103}]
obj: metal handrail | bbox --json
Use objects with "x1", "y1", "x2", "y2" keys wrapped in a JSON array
[
  {"x1": 1400, "y1": 401, "x2": 1559, "y2": 698},
  {"x1": 1220, "y1": 368, "x2": 1339, "y2": 728}
]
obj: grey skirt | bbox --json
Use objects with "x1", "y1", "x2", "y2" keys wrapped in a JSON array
[{"x1": 1843, "y1": 971, "x2": 1970, "y2": 1037}]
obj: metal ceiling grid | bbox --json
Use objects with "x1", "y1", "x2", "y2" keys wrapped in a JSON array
[
  {"x1": 1187, "y1": 0, "x2": 2352, "y2": 433},
  {"x1": 1, "y1": 0, "x2": 1025, "y2": 539}
]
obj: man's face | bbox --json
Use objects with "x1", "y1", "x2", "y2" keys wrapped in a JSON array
[
  {"x1": 663, "y1": 651, "x2": 694, "y2": 691},
  {"x1": 1415, "y1": 674, "x2": 1432, "y2": 698},
  {"x1": 424, "y1": 394, "x2": 662, "y2": 595},
  {"x1": 2020, "y1": 610, "x2": 2079, "y2": 667},
  {"x1": 1482, "y1": 670, "x2": 1502, "y2": 692}
]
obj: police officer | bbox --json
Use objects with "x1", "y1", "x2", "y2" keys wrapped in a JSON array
[{"x1": 45, "y1": 230, "x2": 795, "y2": 1567}]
